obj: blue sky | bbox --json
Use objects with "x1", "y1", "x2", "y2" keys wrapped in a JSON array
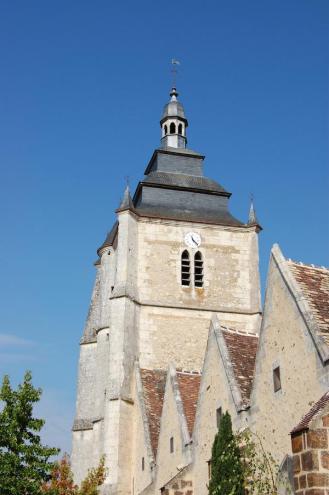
[{"x1": 0, "y1": 1, "x2": 328, "y2": 454}]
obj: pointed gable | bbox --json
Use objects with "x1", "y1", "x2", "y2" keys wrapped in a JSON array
[
  {"x1": 291, "y1": 390, "x2": 329, "y2": 434},
  {"x1": 176, "y1": 372, "x2": 201, "y2": 436},
  {"x1": 221, "y1": 327, "x2": 259, "y2": 405},
  {"x1": 287, "y1": 261, "x2": 329, "y2": 343},
  {"x1": 140, "y1": 369, "x2": 167, "y2": 457}
]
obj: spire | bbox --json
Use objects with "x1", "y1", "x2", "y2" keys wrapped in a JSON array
[
  {"x1": 118, "y1": 185, "x2": 134, "y2": 211},
  {"x1": 248, "y1": 195, "x2": 258, "y2": 225},
  {"x1": 160, "y1": 87, "x2": 188, "y2": 149}
]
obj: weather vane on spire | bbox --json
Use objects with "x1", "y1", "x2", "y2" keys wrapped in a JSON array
[{"x1": 171, "y1": 59, "x2": 180, "y2": 88}]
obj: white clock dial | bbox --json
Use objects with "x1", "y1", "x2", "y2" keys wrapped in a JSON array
[{"x1": 184, "y1": 232, "x2": 201, "y2": 248}]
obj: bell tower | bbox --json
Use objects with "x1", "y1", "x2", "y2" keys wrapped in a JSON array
[
  {"x1": 72, "y1": 86, "x2": 262, "y2": 494},
  {"x1": 160, "y1": 87, "x2": 188, "y2": 148}
]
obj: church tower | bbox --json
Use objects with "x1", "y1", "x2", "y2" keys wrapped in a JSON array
[{"x1": 71, "y1": 87, "x2": 262, "y2": 494}]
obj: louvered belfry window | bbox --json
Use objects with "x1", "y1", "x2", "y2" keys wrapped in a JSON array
[
  {"x1": 181, "y1": 250, "x2": 191, "y2": 286},
  {"x1": 194, "y1": 251, "x2": 204, "y2": 288}
]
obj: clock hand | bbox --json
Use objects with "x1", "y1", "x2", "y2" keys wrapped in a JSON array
[{"x1": 192, "y1": 235, "x2": 198, "y2": 246}]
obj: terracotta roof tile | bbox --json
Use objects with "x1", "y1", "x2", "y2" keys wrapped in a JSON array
[
  {"x1": 140, "y1": 369, "x2": 167, "y2": 457},
  {"x1": 176, "y1": 372, "x2": 201, "y2": 436},
  {"x1": 221, "y1": 327, "x2": 259, "y2": 405},
  {"x1": 288, "y1": 262, "x2": 329, "y2": 339},
  {"x1": 291, "y1": 390, "x2": 329, "y2": 434}
]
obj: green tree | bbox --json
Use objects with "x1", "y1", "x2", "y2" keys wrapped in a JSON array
[
  {"x1": 208, "y1": 411, "x2": 244, "y2": 495},
  {"x1": 0, "y1": 371, "x2": 59, "y2": 495}
]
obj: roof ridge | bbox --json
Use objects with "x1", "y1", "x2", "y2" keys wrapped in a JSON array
[
  {"x1": 176, "y1": 370, "x2": 201, "y2": 376},
  {"x1": 287, "y1": 259, "x2": 329, "y2": 272},
  {"x1": 220, "y1": 325, "x2": 258, "y2": 337}
]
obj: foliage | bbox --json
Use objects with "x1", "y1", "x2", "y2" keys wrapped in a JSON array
[
  {"x1": 238, "y1": 429, "x2": 289, "y2": 495},
  {"x1": 0, "y1": 371, "x2": 60, "y2": 495},
  {"x1": 42, "y1": 455, "x2": 106, "y2": 495},
  {"x1": 79, "y1": 456, "x2": 106, "y2": 495},
  {"x1": 208, "y1": 411, "x2": 244, "y2": 495},
  {"x1": 42, "y1": 454, "x2": 77, "y2": 495}
]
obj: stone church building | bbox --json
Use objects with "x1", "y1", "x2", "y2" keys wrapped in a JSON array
[{"x1": 71, "y1": 88, "x2": 329, "y2": 494}]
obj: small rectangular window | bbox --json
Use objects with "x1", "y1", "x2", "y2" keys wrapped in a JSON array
[
  {"x1": 216, "y1": 407, "x2": 222, "y2": 428},
  {"x1": 273, "y1": 366, "x2": 281, "y2": 392},
  {"x1": 207, "y1": 460, "x2": 212, "y2": 480},
  {"x1": 170, "y1": 436, "x2": 174, "y2": 453},
  {"x1": 142, "y1": 457, "x2": 145, "y2": 471}
]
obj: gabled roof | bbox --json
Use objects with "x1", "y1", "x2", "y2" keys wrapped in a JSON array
[
  {"x1": 221, "y1": 327, "x2": 259, "y2": 406},
  {"x1": 287, "y1": 260, "x2": 329, "y2": 344},
  {"x1": 271, "y1": 245, "x2": 329, "y2": 363},
  {"x1": 291, "y1": 389, "x2": 329, "y2": 434},
  {"x1": 176, "y1": 371, "x2": 201, "y2": 436},
  {"x1": 140, "y1": 369, "x2": 167, "y2": 457}
]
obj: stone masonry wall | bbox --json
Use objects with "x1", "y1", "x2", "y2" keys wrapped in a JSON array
[
  {"x1": 161, "y1": 477, "x2": 193, "y2": 495},
  {"x1": 292, "y1": 418, "x2": 329, "y2": 494}
]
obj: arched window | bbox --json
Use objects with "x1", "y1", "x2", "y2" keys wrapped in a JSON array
[
  {"x1": 178, "y1": 123, "x2": 183, "y2": 135},
  {"x1": 170, "y1": 122, "x2": 176, "y2": 134},
  {"x1": 181, "y1": 250, "x2": 190, "y2": 286},
  {"x1": 194, "y1": 251, "x2": 204, "y2": 288},
  {"x1": 164, "y1": 124, "x2": 168, "y2": 135}
]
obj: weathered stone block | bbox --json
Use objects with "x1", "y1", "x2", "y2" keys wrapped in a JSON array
[
  {"x1": 302, "y1": 451, "x2": 319, "y2": 471},
  {"x1": 304, "y1": 489, "x2": 326, "y2": 495},
  {"x1": 292, "y1": 433, "x2": 304, "y2": 453},
  {"x1": 321, "y1": 451, "x2": 329, "y2": 470},
  {"x1": 300, "y1": 474, "x2": 307, "y2": 489},
  {"x1": 307, "y1": 430, "x2": 328, "y2": 449},
  {"x1": 294, "y1": 454, "x2": 301, "y2": 473},
  {"x1": 307, "y1": 473, "x2": 329, "y2": 488},
  {"x1": 322, "y1": 415, "x2": 329, "y2": 427}
]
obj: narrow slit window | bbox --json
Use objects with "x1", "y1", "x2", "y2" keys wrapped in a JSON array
[
  {"x1": 194, "y1": 251, "x2": 204, "y2": 288},
  {"x1": 170, "y1": 436, "x2": 174, "y2": 453},
  {"x1": 170, "y1": 122, "x2": 176, "y2": 134},
  {"x1": 142, "y1": 457, "x2": 145, "y2": 471},
  {"x1": 164, "y1": 124, "x2": 168, "y2": 135},
  {"x1": 216, "y1": 407, "x2": 222, "y2": 428},
  {"x1": 273, "y1": 366, "x2": 281, "y2": 392},
  {"x1": 181, "y1": 250, "x2": 190, "y2": 286}
]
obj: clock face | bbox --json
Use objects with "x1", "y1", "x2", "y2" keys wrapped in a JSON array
[{"x1": 184, "y1": 232, "x2": 201, "y2": 248}]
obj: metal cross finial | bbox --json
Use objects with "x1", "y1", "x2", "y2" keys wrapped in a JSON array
[{"x1": 171, "y1": 59, "x2": 180, "y2": 88}]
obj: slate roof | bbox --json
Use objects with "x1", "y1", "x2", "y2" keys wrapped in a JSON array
[
  {"x1": 140, "y1": 369, "x2": 167, "y2": 457},
  {"x1": 97, "y1": 221, "x2": 118, "y2": 255},
  {"x1": 221, "y1": 327, "x2": 259, "y2": 405},
  {"x1": 287, "y1": 261, "x2": 329, "y2": 344},
  {"x1": 291, "y1": 389, "x2": 329, "y2": 434},
  {"x1": 134, "y1": 205, "x2": 243, "y2": 227},
  {"x1": 142, "y1": 171, "x2": 230, "y2": 195},
  {"x1": 176, "y1": 371, "x2": 201, "y2": 436}
]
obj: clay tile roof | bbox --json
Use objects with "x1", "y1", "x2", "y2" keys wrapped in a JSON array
[
  {"x1": 221, "y1": 328, "x2": 259, "y2": 404},
  {"x1": 291, "y1": 390, "x2": 329, "y2": 434},
  {"x1": 287, "y1": 261, "x2": 329, "y2": 340},
  {"x1": 140, "y1": 369, "x2": 167, "y2": 457},
  {"x1": 176, "y1": 372, "x2": 201, "y2": 435}
]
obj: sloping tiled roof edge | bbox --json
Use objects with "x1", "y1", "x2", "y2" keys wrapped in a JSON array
[
  {"x1": 135, "y1": 364, "x2": 156, "y2": 470},
  {"x1": 175, "y1": 370, "x2": 201, "y2": 437},
  {"x1": 291, "y1": 390, "x2": 329, "y2": 434},
  {"x1": 139, "y1": 368, "x2": 167, "y2": 459},
  {"x1": 271, "y1": 244, "x2": 329, "y2": 364},
  {"x1": 169, "y1": 364, "x2": 192, "y2": 447},
  {"x1": 212, "y1": 317, "x2": 246, "y2": 412}
]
